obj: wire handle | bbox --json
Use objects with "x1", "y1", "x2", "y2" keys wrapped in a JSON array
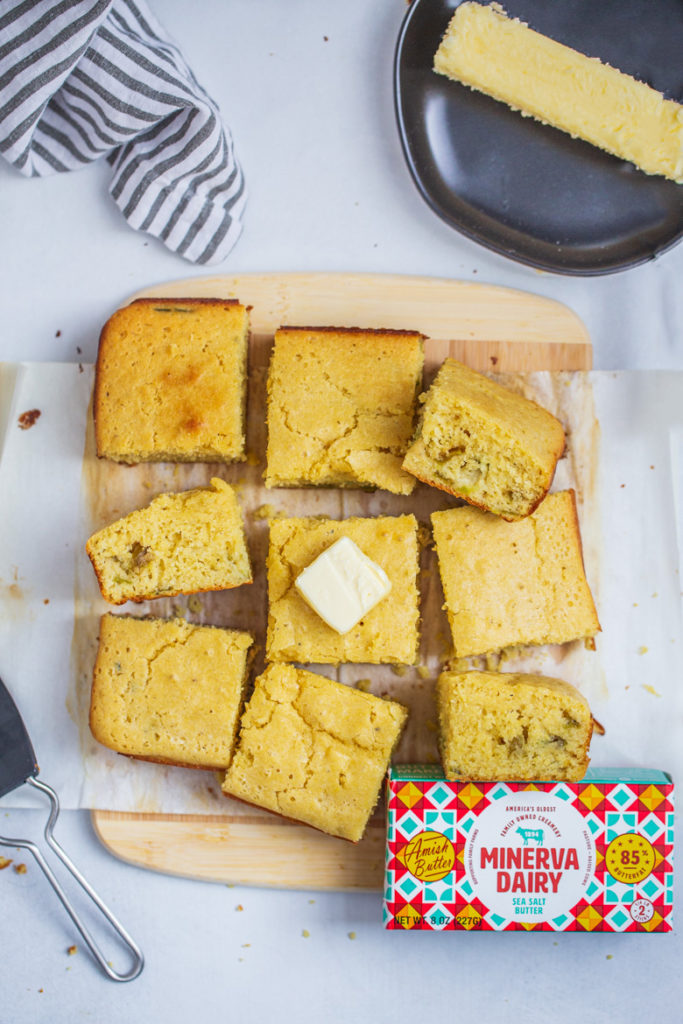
[{"x1": 0, "y1": 776, "x2": 144, "y2": 982}]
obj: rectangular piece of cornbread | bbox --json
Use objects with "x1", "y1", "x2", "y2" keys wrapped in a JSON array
[
  {"x1": 434, "y1": 2, "x2": 683, "y2": 182},
  {"x1": 431, "y1": 490, "x2": 600, "y2": 657},
  {"x1": 95, "y1": 297, "x2": 249, "y2": 462},
  {"x1": 90, "y1": 614, "x2": 253, "y2": 770},
  {"x1": 266, "y1": 514, "x2": 420, "y2": 664},
  {"x1": 265, "y1": 326, "x2": 424, "y2": 495},
  {"x1": 437, "y1": 670, "x2": 593, "y2": 782},
  {"x1": 402, "y1": 358, "x2": 565, "y2": 520},
  {"x1": 222, "y1": 664, "x2": 408, "y2": 841},
  {"x1": 86, "y1": 477, "x2": 252, "y2": 605}
]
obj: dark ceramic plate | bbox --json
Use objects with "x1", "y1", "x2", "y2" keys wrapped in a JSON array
[{"x1": 395, "y1": 0, "x2": 683, "y2": 275}]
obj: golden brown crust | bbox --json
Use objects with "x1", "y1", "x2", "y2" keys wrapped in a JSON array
[
  {"x1": 94, "y1": 298, "x2": 248, "y2": 463},
  {"x1": 276, "y1": 324, "x2": 426, "y2": 341},
  {"x1": 563, "y1": 488, "x2": 602, "y2": 633}
]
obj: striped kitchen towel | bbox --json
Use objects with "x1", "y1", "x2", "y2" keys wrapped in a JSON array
[{"x1": 0, "y1": 0, "x2": 246, "y2": 264}]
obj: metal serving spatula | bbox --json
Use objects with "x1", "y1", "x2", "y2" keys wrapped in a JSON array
[{"x1": 0, "y1": 675, "x2": 144, "y2": 982}]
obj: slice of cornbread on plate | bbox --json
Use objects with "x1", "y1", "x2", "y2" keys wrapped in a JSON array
[
  {"x1": 265, "y1": 326, "x2": 424, "y2": 495},
  {"x1": 431, "y1": 490, "x2": 599, "y2": 658},
  {"x1": 437, "y1": 670, "x2": 593, "y2": 782},
  {"x1": 222, "y1": 663, "x2": 408, "y2": 841},
  {"x1": 90, "y1": 614, "x2": 253, "y2": 770},
  {"x1": 433, "y1": 2, "x2": 683, "y2": 183},
  {"x1": 403, "y1": 358, "x2": 565, "y2": 520},
  {"x1": 266, "y1": 514, "x2": 420, "y2": 665},
  {"x1": 95, "y1": 297, "x2": 249, "y2": 463},
  {"x1": 86, "y1": 477, "x2": 252, "y2": 605}
]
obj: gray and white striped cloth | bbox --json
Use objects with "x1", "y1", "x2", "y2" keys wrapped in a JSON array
[{"x1": 0, "y1": 0, "x2": 246, "y2": 264}]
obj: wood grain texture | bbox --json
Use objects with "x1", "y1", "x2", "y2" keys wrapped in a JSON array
[
  {"x1": 92, "y1": 272, "x2": 592, "y2": 890},
  {"x1": 92, "y1": 812, "x2": 386, "y2": 890}
]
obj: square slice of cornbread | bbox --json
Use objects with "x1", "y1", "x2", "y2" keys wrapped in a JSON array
[
  {"x1": 86, "y1": 477, "x2": 252, "y2": 605},
  {"x1": 90, "y1": 614, "x2": 253, "y2": 770},
  {"x1": 431, "y1": 490, "x2": 599, "y2": 657},
  {"x1": 222, "y1": 664, "x2": 408, "y2": 841},
  {"x1": 437, "y1": 670, "x2": 593, "y2": 782},
  {"x1": 266, "y1": 515, "x2": 420, "y2": 664},
  {"x1": 265, "y1": 326, "x2": 424, "y2": 495},
  {"x1": 402, "y1": 359, "x2": 565, "y2": 520},
  {"x1": 95, "y1": 297, "x2": 249, "y2": 462}
]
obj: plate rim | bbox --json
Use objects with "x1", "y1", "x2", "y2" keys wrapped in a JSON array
[{"x1": 393, "y1": 0, "x2": 683, "y2": 277}]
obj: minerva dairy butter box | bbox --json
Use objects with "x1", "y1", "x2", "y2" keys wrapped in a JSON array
[{"x1": 383, "y1": 766, "x2": 673, "y2": 932}]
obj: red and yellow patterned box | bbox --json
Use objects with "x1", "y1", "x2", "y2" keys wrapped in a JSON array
[{"x1": 383, "y1": 766, "x2": 673, "y2": 932}]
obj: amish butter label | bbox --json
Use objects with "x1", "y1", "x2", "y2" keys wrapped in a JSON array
[{"x1": 383, "y1": 767, "x2": 673, "y2": 932}]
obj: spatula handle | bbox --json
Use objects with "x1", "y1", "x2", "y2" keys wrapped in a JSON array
[{"x1": 1, "y1": 777, "x2": 144, "y2": 982}]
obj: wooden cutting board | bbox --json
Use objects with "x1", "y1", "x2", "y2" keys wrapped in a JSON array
[{"x1": 91, "y1": 272, "x2": 592, "y2": 890}]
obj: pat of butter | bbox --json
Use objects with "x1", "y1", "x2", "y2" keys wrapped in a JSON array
[{"x1": 295, "y1": 536, "x2": 392, "y2": 634}]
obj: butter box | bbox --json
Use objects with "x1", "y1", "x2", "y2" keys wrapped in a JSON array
[{"x1": 383, "y1": 766, "x2": 673, "y2": 932}]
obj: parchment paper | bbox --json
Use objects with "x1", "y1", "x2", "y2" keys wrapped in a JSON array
[{"x1": 0, "y1": 362, "x2": 681, "y2": 814}]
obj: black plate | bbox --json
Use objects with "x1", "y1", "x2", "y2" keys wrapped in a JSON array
[{"x1": 395, "y1": 0, "x2": 683, "y2": 275}]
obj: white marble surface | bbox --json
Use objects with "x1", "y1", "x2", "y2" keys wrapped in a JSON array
[{"x1": 1, "y1": 1, "x2": 682, "y2": 1020}]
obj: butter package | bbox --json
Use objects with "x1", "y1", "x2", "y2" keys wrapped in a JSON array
[{"x1": 383, "y1": 766, "x2": 673, "y2": 932}]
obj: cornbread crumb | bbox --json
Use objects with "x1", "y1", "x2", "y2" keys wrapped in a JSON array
[
  {"x1": 267, "y1": 515, "x2": 420, "y2": 665},
  {"x1": 642, "y1": 684, "x2": 662, "y2": 697},
  {"x1": 86, "y1": 477, "x2": 252, "y2": 604},
  {"x1": 348, "y1": 932, "x2": 357, "y2": 940},
  {"x1": 437, "y1": 670, "x2": 593, "y2": 782},
  {"x1": 236, "y1": 905, "x2": 244, "y2": 912},
  {"x1": 14, "y1": 863, "x2": 27, "y2": 874},
  {"x1": 432, "y1": 490, "x2": 600, "y2": 657},
  {"x1": 355, "y1": 678, "x2": 372, "y2": 693},
  {"x1": 266, "y1": 326, "x2": 424, "y2": 494},
  {"x1": 94, "y1": 298, "x2": 249, "y2": 462},
  {"x1": 90, "y1": 614, "x2": 253, "y2": 769},
  {"x1": 67, "y1": 946, "x2": 77, "y2": 956},
  {"x1": 302, "y1": 929, "x2": 310, "y2": 938},
  {"x1": 417, "y1": 665, "x2": 431, "y2": 680},
  {"x1": 403, "y1": 359, "x2": 564, "y2": 519},
  {"x1": 222, "y1": 664, "x2": 408, "y2": 841},
  {"x1": 0, "y1": 857, "x2": 12, "y2": 870}
]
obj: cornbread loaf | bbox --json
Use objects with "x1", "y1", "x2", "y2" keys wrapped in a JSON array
[
  {"x1": 266, "y1": 515, "x2": 420, "y2": 664},
  {"x1": 402, "y1": 358, "x2": 565, "y2": 519},
  {"x1": 222, "y1": 663, "x2": 408, "y2": 841},
  {"x1": 95, "y1": 297, "x2": 249, "y2": 462},
  {"x1": 86, "y1": 477, "x2": 252, "y2": 605},
  {"x1": 437, "y1": 670, "x2": 593, "y2": 782},
  {"x1": 90, "y1": 614, "x2": 253, "y2": 770},
  {"x1": 434, "y1": 2, "x2": 683, "y2": 183},
  {"x1": 265, "y1": 326, "x2": 424, "y2": 495},
  {"x1": 431, "y1": 490, "x2": 600, "y2": 657}
]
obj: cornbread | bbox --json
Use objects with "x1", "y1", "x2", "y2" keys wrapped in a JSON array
[
  {"x1": 90, "y1": 614, "x2": 253, "y2": 769},
  {"x1": 436, "y1": 670, "x2": 593, "y2": 782},
  {"x1": 86, "y1": 477, "x2": 252, "y2": 605},
  {"x1": 222, "y1": 664, "x2": 408, "y2": 841},
  {"x1": 95, "y1": 297, "x2": 249, "y2": 462},
  {"x1": 402, "y1": 359, "x2": 565, "y2": 520},
  {"x1": 265, "y1": 326, "x2": 424, "y2": 494},
  {"x1": 431, "y1": 490, "x2": 600, "y2": 657},
  {"x1": 434, "y1": 2, "x2": 683, "y2": 183},
  {"x1": 266, "y1": 515, "x2": 420, "y2": 664}
]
